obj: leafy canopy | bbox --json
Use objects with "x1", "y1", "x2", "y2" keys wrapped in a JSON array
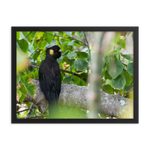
[{"x1": 16, "y1": 31, "x2": 133, "y2": 118}]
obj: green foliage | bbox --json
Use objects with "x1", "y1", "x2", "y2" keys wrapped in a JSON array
[
  {"x1": 18, "y1": 84, "x2": 27, "y2": 103},
  {"x1": 74, "y1": 59, "x2": 88, "y2": 70},
  {"x1": 107, "y1": 59, "x2": 124, "y2": 79},
  {"x1": 101, "y1": 33, "x2": 133, "y2": 96},
  {"x1": 127, "y1": 63, "x2": 133, "y2": 75},
  {"x1": 107, "y1": 75, "x2": 126, "y2": 90},
  {"x1": 16, "y1": 31, "x2": 134, "y2": 118},
  {"x1": 17, "y1": 39, "x2": 28, "y2": 53},
  {"x1": 67, "y1": 52, "x2": 77, "y2": 60}
]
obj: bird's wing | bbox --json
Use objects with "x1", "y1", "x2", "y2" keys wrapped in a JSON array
[{"x1": 39, "y1": 61, "x2": 61, "y2": 101}]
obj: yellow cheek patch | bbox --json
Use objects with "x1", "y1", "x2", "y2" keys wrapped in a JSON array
[{"x1": 49, "y1": 49, "x2": 54, "y2": 55}]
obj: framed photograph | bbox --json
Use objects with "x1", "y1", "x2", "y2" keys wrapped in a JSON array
[{"x1": 12, "y1": 27, "x2": 138, "y2": 123}]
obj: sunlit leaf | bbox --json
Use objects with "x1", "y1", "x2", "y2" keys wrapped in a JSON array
[{"x1": 18, "y1": 39, "x2": 28, "y2": 53}]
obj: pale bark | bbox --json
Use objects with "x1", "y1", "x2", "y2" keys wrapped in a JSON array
[{"x1": 24, "y1": 79, "x2": 133, "y2": 118}]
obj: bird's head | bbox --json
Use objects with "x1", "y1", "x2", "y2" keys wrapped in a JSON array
[{"x1": 46, "y1": 45, "x2": 62, "y2": 59}]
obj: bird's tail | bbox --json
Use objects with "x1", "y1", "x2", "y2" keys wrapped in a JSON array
[{"x1": 45, "y1": 91, "x2": 59, "y2": 118}]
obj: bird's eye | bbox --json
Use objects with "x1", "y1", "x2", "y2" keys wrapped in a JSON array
[{"x1": 49, "y1": 49, "x2": 54, "y2": 55}]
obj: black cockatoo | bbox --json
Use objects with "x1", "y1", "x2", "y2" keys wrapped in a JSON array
[{"x1": 39, "y1": 45, "x2": 62, "y2": 118}]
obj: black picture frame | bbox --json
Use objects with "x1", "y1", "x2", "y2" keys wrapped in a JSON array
[{"x1": 12, "y1": 26, "x2": 138, "y2": 123}]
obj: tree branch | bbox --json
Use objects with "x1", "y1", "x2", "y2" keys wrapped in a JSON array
[
  {"x1": 23, "y1": 79, "x2": 133, "y2": 118},
  {"x1": 29, "y1": 64, "x2": 86, "y2": 81}
]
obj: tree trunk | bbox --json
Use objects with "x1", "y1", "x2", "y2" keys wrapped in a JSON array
[{"x1": 23, "y1": 79, "x2": 133, "y2": 118}]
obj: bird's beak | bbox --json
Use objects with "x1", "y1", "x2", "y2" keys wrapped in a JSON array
[{"x1": 59, "y1": 49, "x2": 62, "y2": 53}]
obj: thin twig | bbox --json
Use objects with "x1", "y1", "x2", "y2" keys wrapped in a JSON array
[
  {"x1": 30, "y1": 64, "x2": 40, "y2": 68},
  {"x1": 26, "y1": 31, "x2": 32, "y2": 39},
  {"x1": 17, "y1": 108, "x2": 30, "y2": 113},
  {"x1": 25, "y1": 103, "x2": 34, "y2": 119},
  {"x1": 101, "y1": 86, "x2": 107, "y2": 93},
  {"x1": 29, "y1": 48, "x2": 39, "y2": 59},
  {"x1": 123, "y1": 63, "x2": 127, "y2": 66},
  {"x1": 17, "y1": 106, "x2": 36, "y2": 113},
  {"x1": 122, "y1": 87, "x2": 133, "y2": 97}
]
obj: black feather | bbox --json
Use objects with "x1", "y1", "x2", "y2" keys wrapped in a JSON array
[{"x1": 39, "y1": 45, "x2": 61, "y2": 118}]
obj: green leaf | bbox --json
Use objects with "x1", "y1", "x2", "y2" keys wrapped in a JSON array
[
  {"x1": 49, "y1": 39, "x2": 57, "y2": 47},
  {"x1": 67, "y1": 39, "x2": 83, "y2": 47},
  {"x1": 22, "y1": 31, "x2": 30, "y2": 40},
  {"x1": 63, "y1": 56, "x2": 74, "y2": 65},
  {"x1": 22, "y1": 31, "x2": 36, "y2": 43},
  {"x1": 119, "y1": 39, "x2": 126, "y2": 49},
  {"x1": 80, "y1": 73, "x2": 88, "y2": 80},
  {"x1": 68, "y1": 40, "x2": 75, "y2": 46},
  {"x1": 36, "y1": 32, "x2": 44, "y2": 38},
  {"x1": 72, "y1": 31, "x2": 76, "y2": 36},
  {"x1": 110, "y1": 75, "x2": 126, "y2": 90},
  {"x1": 64, "y1": 32, "x2": 72, "y2": 37},
  {"x1": 26, "y1": 84, "x2": 36, "y2": 98},
  {"x1": 21, "y1": 76, "x2": 35, "y2": 98},
  {"x1": 124, "y1": 70, "x2": 133, "y2": 86},
  {"x1": 43, "y1": 32, "x2": 54, "y2": 44},
  {"x1": 32, "y1": 50, "x2": 41, "y2": 61},
  {"x1": 121, "y1": 54, "x2": 133, "y2": 61},
  {"x1": 115, "y1": 52, "x2": 120, "y2": 60},
  {"x1": 29, "y1": 72, "x2": 35, "y2": 79},
  {"x1": 74, "y1": 59, "x2": 88, "y2": 71},
  {"x1": 61, "y1": 38, "x2": 71, "y2": 43},
  {"x1": 80, "y1": 79, "x2": 86, "y2": 86},
  {"x1": 105, "y1": 56, "x2": 110, "y2": 64},
  {"x1": 61, "y1": 50, "x2": 69, "y2": 55},
  {"x1": 33, "y1": 36, "x2": 38, "y2": 50},
  {"x1": 103, "y1": 85, "x2": 113, "y2": 94},
  {"x1": 123, "y1": 82, "x2": 133, "y2": 92},
  {"x1": 114, "y1": 47, "x2": 121, "y2": 52},
  {"x1": 75, "y1": 32, "x2": 83, "y2": 39},
  {"x1": 71, "y1": 75, "x2": 80, "y2": 84},
  {"x1": 127, "y1": 63, "x2": 133, "y2": 75},
  {"x1": 19, "y1": 84, "x2": 27, "y2": 103},
  {"x1": 105, "y1": 71, "x2": 112, "y2": 80},
  {"x1": 39, "y1": 50, "x2": 46, "y2": 61},
  {"x1": 18, "y1": 39, "x2": 28, "y2": 53},
  {"x1": 113, "y1": 33, "x2": 121, "y2": 43},
  {"x1": 104, "y1": 79, "x2": 111, "y2": 85},
  {"x1": 17, "y1": 89, "x2": 22, "y2": 98},
  {"x1": 74, "y1": 41, "x2": 83, "y2": 47},
  {"x1": 17, "y1": 74, "x2": 20, "y2": 83},
  {"x1": 34, "y1": 68, "x2": 39, "y2": 79},
  {"x1": 107, "y1": 59, "x2": 123, "y2": 79},
  {"x1": 38, "y1": 38, "x2": 47, "y2": 49},
  {"x1": 63, "y1": 76, "x2": 72, "y2": 83},
  {"x1": 21, "y1": 76, "x2": 29, "y2": 85},
  {"x1": 67, "y1": 52, "x2": 77, "y2": 60},
  {"x1": 75, "y1": 52, "x2": 88, "y2": 58},
  {"x1": 17, "y1": 32, "x2": 20, "y2": 40}
]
